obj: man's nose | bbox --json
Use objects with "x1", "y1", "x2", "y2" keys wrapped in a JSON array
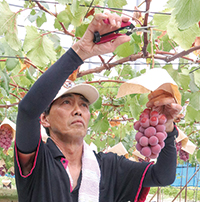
[{"x1": 72, "y1": 103, "x2": 82, "y2": 116}]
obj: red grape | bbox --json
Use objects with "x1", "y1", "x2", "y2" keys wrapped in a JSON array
[
  {"x1": 151, "y1": 144, "x2": 161, "y2": 154},
  {"x1": 155, "y1": 124, "x2": 166, "y2": 132},
  {"x1": 144, "y1": 127, "x2": 156, "y2": 138},
  {"x1": 150, "y1": 116, "x2": 158, "y2": 126},
  {"x1": 135, "y1": 132, "x2": 143, "y2": 142},
  {"x1": 150, "y1": 111, "x2": 159, "y2": 117},
  {"x1": 156, "y1": 132, "x2": 166, "y2": 142},
  {"x1": 139, "y1": 136, "x2": 149, "y2": 147},
  {"x1": 134, "y1": 121, "x2": 141, "y2": 131},
  {"x1": 136, "y1": 143, "x2": 142, "y2": 152},
  {"x1": 140, "y1": 117, "x2": 150, "y2": 128},
  {"x1": 159, "y1": 141, "x2": 165, "y2": 149},
  {"x1": 158, "y1": 114, "x2": 167, "y2": 124},
  {"x1": 149, "y1": 153, "x2": 159, "y2": 159},
  {"x1": 139, "y1": 112, "x2": 149, "y2": 120},
  {"x1": 143, "y1": 108, "x2": 151, "y2": 116},
  {"x1": 141, "y1": 146, "x2": 151, "y2": 157},
  {"x1": 139, "y1": 126, "x2": 145, "y2": 133},
  {"x1": 148, "y1": 136, "x2": 159, "y2": 146}
]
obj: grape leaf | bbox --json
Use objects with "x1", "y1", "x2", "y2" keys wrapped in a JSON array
[
  {"x1": 23, "y1": 26, "x2": 57, "y2": 67},
  {"x1": 153, "y1": 9, "x2": 171, "y2": 30},
  {"x1": 189, "y1": 73, "x2": 199, "y2": 93},
  {"x1": 189, "y1": 91, "x2": 200, "y2": 111},
  {"x1": 71, "y1": 0, "x2": 79, "y2": 16},
  {"x1": 0, "y1": 68, "x2": 10, "y2": 96},
  {"x1": 128, "y1": 96, "x2": 141, "y2": 120},
  {"x1": 107, "y1": 0, "x2": 127, "y2": 8},
  {"x1": 167, "y1": 0, "x2": 200, "y2": 30},
  {"x1": 36, "y1": 12, "x2": 47, "y2": 27},
  {"x1": 193, "y1": 69, "x2": 200, "y2": 88},
  {"x1": 67, "y1": 5, "x2": 87, "y2": 27},
  {"x1": 167, "y1": 17, "x2": 200, "y2": 50},
  {"x1": 75, "y1": 23, "x2": 89, "y2": 37},
  {"x1": 91, "y1": 112, "x2": 109, "y2": 133},
  {"x1": 185, "y1": 105, "x2": 200, "y2": 122},
  {"x1": 114, "y1": 41, "x2": 135, "y2": 57},
  {"x1": 158, "y1": 34, "x2": 177, "y2": 52},
  {"x1": 0, "y1": 0, "x2": 21, "y2": 51},
  {"x1": 92, "y1": 97, "x2": 102, "y2": 110},
  {"x1": 56, "y1": 0, "x2": 72, "y2": 4},
  {"x1": 6, "y1": 58, "x2": 19, "y2": 71}
]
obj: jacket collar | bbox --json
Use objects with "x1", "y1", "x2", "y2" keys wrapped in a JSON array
[{"x1": 46, "y1": 138, "x2": 65, "y2": 159}]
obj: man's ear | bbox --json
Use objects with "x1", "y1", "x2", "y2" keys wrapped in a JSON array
[{"x1": 40, "y1": 113, "x2": 50, "y2": 128}]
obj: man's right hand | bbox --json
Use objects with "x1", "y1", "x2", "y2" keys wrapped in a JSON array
[{"x1": 72, "y1": 13, "x2": 131, "y2": 61}]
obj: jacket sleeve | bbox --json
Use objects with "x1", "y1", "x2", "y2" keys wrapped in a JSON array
[
  {"x1": 15, "y1": 48, "x2": 83, "y2": 153},
  {"x1": 143, "y1": 125, "x2": 178, "y2": 187}
]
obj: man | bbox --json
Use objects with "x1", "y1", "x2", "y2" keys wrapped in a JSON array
[{"x1": 14, "y1": 12, "x2": 182, "y2": 202}]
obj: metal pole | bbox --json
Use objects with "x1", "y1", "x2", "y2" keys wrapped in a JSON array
[
  {"x1": 172, "y1": 166, "x2": 200, "y2": 202},
  {"x1": 195, "y1": 164, "x2": 199, "y2": 202},
  {"x1": 185, "y1": 162, "x2": 189, "y2": 202}
]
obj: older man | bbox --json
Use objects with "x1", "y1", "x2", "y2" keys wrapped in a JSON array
[{"x1": 14, "y1": 13, "x2": 182, "y2": 202}]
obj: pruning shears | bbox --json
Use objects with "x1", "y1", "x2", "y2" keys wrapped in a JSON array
[{"x1": 93, "y1": 19, "x2": 154, "y2": 44}]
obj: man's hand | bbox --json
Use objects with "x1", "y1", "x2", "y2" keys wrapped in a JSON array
[
  {"x1": 72, "y1": 13, "x2": 131, "y2": 60},
  {"x1": 146, "y1": 90, "x2": 182, "y2": 132}
]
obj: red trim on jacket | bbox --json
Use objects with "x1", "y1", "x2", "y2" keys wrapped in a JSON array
[
  {"x1": 134, "y1": 162, "x2": 153, "y2": 202},
  {"x1": 15, "y1": 136, "x2": 42, "y2": 178}
]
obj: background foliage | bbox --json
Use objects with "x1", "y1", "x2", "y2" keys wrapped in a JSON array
[{"x1": 0, "y1": 0, "x2": 200, "y2": 174}]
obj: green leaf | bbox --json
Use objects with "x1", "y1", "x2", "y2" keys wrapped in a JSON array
[
  {"x1": 71, "y1": 0, "x2": 79, "y2": 16},
  {"x1": 107, "y1": 0, "x2": 127, "y2": 8},
  {"x1": 92, "y1": 97, "x2": 102, "y2": 110},
  {"x1": 57, "y1": 10, "x2": 71, "y2": 29},
  {"x1": 185, "y1": 105, "x2": 200, "y2": 123},
  {"x1": 114, "y1": 41, "x2": 135, "y2": 57},
  {"x1": 56, "y1": 0, "x2": 72, "y2": 4},
  {"x1": 57, "y1": 4, "x2": 87, "y2": 27},
  {"x1": 153, "y1": 9, "x2": 171, "y2": 30},
  {"x1": 193, "y1": 69, "x2": 200, "y2": 88},
  {"x1": 36, "y1": 12, "x2": 47, "y2": 27},
  {"x1": 0, "y1": 68, "x2": 10, "y2": 95},
  {"x1": 197, "y1": 149, "x2": 200, "y2": 163},
  {"x1": 167, "y1": 0, "x2": 200, "y2": 30},
  {"x1": 128, "y1": 96, "x2": 141, "y2": 120},
  {"x1": 23, "y1": 26, "x2": 57, "y2": 67},
  {"x1": 91, "y1": 112, "x2": 109, "y2": 133},
  {"x1": 120, "y1": 64, "x2": 135, "y2": 80},
  {"x1": 167, "y1": 17, "x2": 200, "y2": 50},
  {"x1": 189, "y1": 72, "x2": 199, "y2": 92},
  {"x1": 189, "y1": 91, "x2": 200, "y2": 111},
  {"x1": 0, "y1": 0, "x2": 21, "y2": 51},
  {"x1": 48, "y1": 34, "x2": 61, "y2": 49},
  {"x1": 6, "y1": 58, "x2": 19, "y2": 71},
  {"x1": 158, "y1": 34, "x2": 177, "y2": 52},
  {"x1": 75, "y1": 23, "x2": 89, "y2": 38},
  {"x1": 65, "y1": 5, "x2": 87, "y2": 27}
]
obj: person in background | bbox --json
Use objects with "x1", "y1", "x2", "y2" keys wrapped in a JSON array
[{"x1": 14, "y1": 12, "x2": 182, "y2": 202}]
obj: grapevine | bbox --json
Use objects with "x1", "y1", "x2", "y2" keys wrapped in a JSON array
[{"x1": 134, "y1": 108, "x2": 167, "y2": 159}]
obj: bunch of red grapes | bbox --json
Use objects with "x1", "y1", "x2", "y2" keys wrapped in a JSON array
[
  {"x1": 134, "y1": 108, "x2": 167, "y2": 159},
  {"x1": 176, "y1": 141, "x2": 189, "y2": 162},
  {"x1": 0, "y1": 125, "x2": 12, "y2": 150}
]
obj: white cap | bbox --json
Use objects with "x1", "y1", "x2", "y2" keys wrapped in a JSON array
[{"x1": 54, "y1": 80, "x2": 99, "y2": 104}]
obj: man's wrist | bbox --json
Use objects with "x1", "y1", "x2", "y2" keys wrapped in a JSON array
[
  {"x1": 72, "y1": 42, "x2": 88, "y2": 61},
  {"x1": 165, "y1": 121, "x2": 174, "y2": 133}
]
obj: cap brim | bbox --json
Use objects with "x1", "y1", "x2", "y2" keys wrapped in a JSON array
[{"x1": 54, "y1": 83, "x2": 99, "y2": 104}]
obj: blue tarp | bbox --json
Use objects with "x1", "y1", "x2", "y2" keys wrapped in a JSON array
[{"x1": 171, "y1": 164, "x2": 200, "y2": 187}]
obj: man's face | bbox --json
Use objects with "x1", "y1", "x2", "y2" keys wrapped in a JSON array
[{"x1": 44, "y1": 93, "x2": 91, "y2": 140}]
